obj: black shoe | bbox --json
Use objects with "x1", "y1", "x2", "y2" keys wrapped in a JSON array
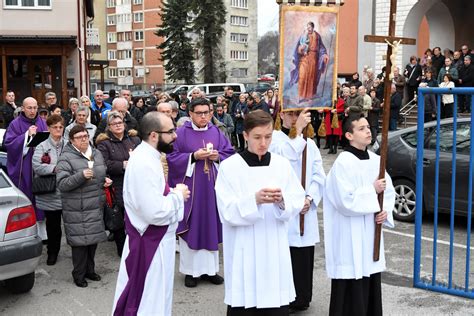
[
  {"x1": 323, "y1": 144, "x2": 330, "y2": 149},
  {"x1": 107, "y1": 232, "x2": 115, "y2": 242},
  {"x1": 184, "y1": 275, "x2": 198, "y2": 288},
  {"x1": 85, "y1": 273, "x2": 101, "y2": 281},
  {"x1": 328, "y1": 148, "x2": 334, "y2": 154},
  {"x1": 74, "y1": 279, "x2": 88, "y2": 288},
  {"x1": 200, "y1": 274, "x2": 224, "y2": 285},
  {"x1": 289, "y1": 304, "x2": 309, "y2": 313},
  {"x1": 46, "y1": 253, "x2": 58, "y2": 266}
]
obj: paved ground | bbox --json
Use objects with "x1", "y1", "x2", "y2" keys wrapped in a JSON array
[{"x1": 1, "y1": 147, "x2": 474, "y2": 315}]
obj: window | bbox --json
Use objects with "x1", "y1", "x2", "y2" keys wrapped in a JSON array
[
  {"x1": 135, "y1": 67, "x2": 145, "y2": 77},
  {"x1": 5, "y1": 0, "x2": 51, "y2": 8},
  {"x1": 107, "y1": 15, "x2": 116, "y2": 26},
  {"x1": 231, "y1": 68, "x2": 248, "y2": 77},
  {"x1": 108, "y1": 50, "x2": 117, "y2": 60},
  {"x1": 117, "y1": 0, "x2": 130, "y2": 4},
  {"x1": 134, "y1": 31, "x2": 144, "y2": 41},
  {"x1": 135, "y1": 49, "x2": 144, "y2": 61},
  {"x1": 230, "y1": 33, "x2": 248, "y2": 43},
  {"x1": 230, "y1": 50, "x2": 248, "y2": 60},
  {"x1": 118, "y1": 50, "x2": 132, "y2": 60},
  {"x1": 108, "y1": 68, "x2": 117, "y2": 78},
  {"x1": 116, "y1": 13, "x2": 131, "y2": 24},
  {"x1": 107, "y1": 32, "x2": 117, "y2": 43},
  {"x1": 425, "y1": 123, "x2": 471, "y2": 154},
  {"x1": 134, "y1": 12, "x2": 143, "y2": 23},
  {"x1": 118, "y1": 69, "x2": 126, "y2": 77},
  {"x1": 231, "y1": 0, "x2": 247, "y2": 9},
  {"x1": 106, "y1": 0, "x2": 115, "y2": 8},
  {"x1": 133, "y1": 0, "x2": 142, "y2": 4},
  {"x1": 117, "y1": 32, "x2": 132, "y2": 42},
  {"x1": 230, "y1": 15, "x2": 248, "y2": 26}
]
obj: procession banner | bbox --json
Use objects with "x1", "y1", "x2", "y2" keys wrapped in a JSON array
[{"x1": 279, "y1": 5, "x2": 339, "y2": 111}]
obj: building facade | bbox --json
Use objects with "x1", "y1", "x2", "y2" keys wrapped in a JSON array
[
  {"x1": 104, "y1": 0, "x2": 163, "y2": 92},
  {"x1": 0, "y1": 0, "x2": 90, "y2": 107}
]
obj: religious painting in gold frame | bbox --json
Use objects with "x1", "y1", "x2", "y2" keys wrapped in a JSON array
[{"x1": 279, "y1": 5, "x2": 339, "y2": 111}]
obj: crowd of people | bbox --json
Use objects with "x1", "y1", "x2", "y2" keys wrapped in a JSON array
[{"x1": 0, "y1": 79, "x2": 398, "y2": 316}]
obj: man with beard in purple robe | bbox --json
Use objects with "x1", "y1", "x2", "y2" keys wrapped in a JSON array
[
  {"x1": 4, "y1": 97, "x2": 48, "y2": 231},
  {"x1": 167, "y1": 98, "x2": 235, "y2": 288}
]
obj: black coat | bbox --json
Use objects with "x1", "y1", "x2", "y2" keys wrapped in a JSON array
[
  {"x1": 431, "y1": 54, "x2": 445, "y2": 76},
  {"x1": 0, "y1": 102, "x2": 18, "y2": 129},
  {"x1": 404, "y1": 64, "x2": 422, "y2": 87},
  {"x1": 459, "y1": 64, "x2": 474, "y2": 87},
  {"x1": 96, "y1": 132, "x2": 140, "y2": 207},
  {"x1": 390, "y1": 92, "x2": 402, "y2": 121}
]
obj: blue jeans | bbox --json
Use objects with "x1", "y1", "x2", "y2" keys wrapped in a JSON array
[{"x1": 389, "y1": 118, "x2": 398, "y2": 131}]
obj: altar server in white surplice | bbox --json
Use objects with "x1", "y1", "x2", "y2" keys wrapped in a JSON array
[
  {"x1": 269, "y1": 108, "x2": 326, "y2": 312},
  {"x1": 324, "y1": 113, "x2": 395, "y2": 316},
  {"x1": 113, "y1": 112, "x2": 190, "y2": 316},
  {"x1": 215, "y1": 110, "x2": 306, "y2": 315}
]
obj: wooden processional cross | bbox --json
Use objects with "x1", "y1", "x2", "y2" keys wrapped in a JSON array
[{"x1": 364, "y1": 0, "x2": 416, "y2": 261}]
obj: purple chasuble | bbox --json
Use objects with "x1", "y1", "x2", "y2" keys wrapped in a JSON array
[
  {"x1": 4, "y1": 113, "x2": 48, "y2": 220},
  {"x1": 114, "y1": 183, "x2": 171, "y2": 316},
  {"x1": 167, "y1": 121, "x2": 234, "y2": 251}
]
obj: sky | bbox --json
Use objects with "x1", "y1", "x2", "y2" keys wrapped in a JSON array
[{"x1": 258, "y1": 0, "x2": 279, "y2": 36}]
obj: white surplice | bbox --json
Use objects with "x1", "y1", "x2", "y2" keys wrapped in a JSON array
[
  {"x1": 112, "y1": 142, "x2": 184, "y2": 316},
  {"x1": 323, "y1": 151, "x2": 395, "y2": 280},
  {"x1": 269, "y1": 130, "x2": 326, "y2": 247},
  {"x1": 215, "y1": 153, "x2": 306, "y2": 309}
]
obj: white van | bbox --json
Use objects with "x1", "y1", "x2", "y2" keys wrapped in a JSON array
[{"x1": 186, "y1": 83, "x2": 246, "y2": 100}]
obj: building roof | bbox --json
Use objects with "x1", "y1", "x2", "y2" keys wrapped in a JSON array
[{"x1": 0, "y1": 35, "x2": 77, "y2": 44}]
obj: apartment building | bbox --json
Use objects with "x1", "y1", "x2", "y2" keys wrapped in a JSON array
[
  {"x1": 105, "y1": 0, "x2": 163, "y2": 91},
  {"x1": 222, "y1": 0, "x2": 257, "y2": 84},
  {"x1": 0, "y1": 0, "x2": 90, "y2": 106}
]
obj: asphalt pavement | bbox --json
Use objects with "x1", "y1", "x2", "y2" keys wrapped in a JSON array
[{"x1": 1, "y1": 147, "x2": 473, "y2": 315}]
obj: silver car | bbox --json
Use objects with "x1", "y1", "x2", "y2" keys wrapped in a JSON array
[{"x1": 0, "y1": 169, "x2": 42, "y2": 293}]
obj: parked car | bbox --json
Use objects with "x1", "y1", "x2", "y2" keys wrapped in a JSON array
[
  {"x1": 0, "y1": 151, "x2": 6, "y2": 173},
  {"x1": 258, "y1": 74, "x2": 276, "y2": 82},
  {"x1": 186, "y1": 83, "x2": 246, "y2": 102},
  {"x1": 0, "y1": 169, "x2": 42, "y2": 293},
  {"x1": 169, "y1": 84, "x2": 195, "y2": 95},
  {"x1": 372, "y1": 117, "x2": 472, "y2": 222},
  {"x1": 246, "y1": 83, "x2": 273, "y2": 94}
]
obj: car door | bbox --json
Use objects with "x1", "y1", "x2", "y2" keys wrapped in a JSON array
[{"x1": 423, "y1": 121, "x2": 471, "y2": 214}]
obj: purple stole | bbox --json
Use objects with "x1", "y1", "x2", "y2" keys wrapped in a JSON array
[{"x1": 114, "y1": 183, "x2": 171, "y2": 316}]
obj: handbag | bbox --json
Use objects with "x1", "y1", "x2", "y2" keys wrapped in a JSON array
[
  {"x1": 331, "y1": 112, "x2": 340, "y2": 129},
  {"x1": 104, "y1": 186, "x2": 125, "y2": 231},
  {"x1": 32, "y1": 174, "x2": 56, "y2": 195},
  {"x1": 317, "y1": 118, "x2": 326, "y2": 137}
]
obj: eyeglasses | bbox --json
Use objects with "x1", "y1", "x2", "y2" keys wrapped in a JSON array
[
  {"x1": 109, "y1": 121, "x2": 124, "y2": 127},
  {"x1": 152, "y1": 128, "x2": 176, "y2": 135},
  {"x1": 73, "y1": 134, "x2": 89, "y2": 141},
  {"x1": 193, "y1": 111, "x2": 210, "y2": 116}
]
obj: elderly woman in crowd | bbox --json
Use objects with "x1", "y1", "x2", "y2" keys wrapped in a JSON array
[
  {"x1": 64, "y1": 105, "x2": 97, "y2": 144},
  {"x1": 63, "y1": 98, "x2": 80, "y2": 126},
  {"x1": 32, "y1": 114, "x2": 66, "y2": 266},
  {"x1": 80, "y1": 95, "x2": 101, "y2": 126},
  {"x1": 96, "y1": 111, "x2": 140, "y2": 257},
  {"x1": 56, "y1": 125, "x2": 110, "y2": 288}
]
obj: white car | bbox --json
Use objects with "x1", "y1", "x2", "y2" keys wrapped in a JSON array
[{"x1": 0, "y1": 169, "x2": 42, "y2": 293}]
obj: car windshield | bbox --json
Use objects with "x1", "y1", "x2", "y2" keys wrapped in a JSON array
[
  {"x1": 0, "y1": 173, "x2": 11, "y2": 189},
  {"x1": 425, "y1": 122, "x2": 471, "y2": 154}
]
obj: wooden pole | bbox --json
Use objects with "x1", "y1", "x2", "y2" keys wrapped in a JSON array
[
  {"x1": 373, "y1": 0, "x2": 398, "y2": 262},
  {"x1": 300, "y1": 125, "x2": 308, "y2": 236}
]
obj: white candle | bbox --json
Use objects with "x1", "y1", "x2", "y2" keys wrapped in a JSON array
[
  {"x1": 206, "y1": 143, "x2": 213, "y2": 152},
  {"x1": 87, "y1": 161, "x2": 94, "y2": 169}
]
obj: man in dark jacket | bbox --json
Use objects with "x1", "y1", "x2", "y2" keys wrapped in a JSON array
[
  {"x1": 0, "y1": 90, "x2": 19, "y2": 129},
  {"x1": 431, "y1": 47, "x2": 445, "y2": 77},
  {"x1": 458, "y1": 56, "x2": 474, "y2": 113},
  {"x1": 388, "y1": 84, "x2": 402, "y2": 131},
  {"x1": 94, "y1": 98, "x2": 138, "y2": 143}
]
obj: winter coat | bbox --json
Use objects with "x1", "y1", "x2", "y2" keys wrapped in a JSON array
[
  {"x1": 368, "y1": 97, "x2": 381, "y2": 129},
  {"x1": 94, "y1": 112, "x2": 138, "y2": 144},
  {"x1": 390, "y1": 92, "x2": 402, "y2": 121},
  {"x1": 215, "y1": 113, "x2": 234, "y2": 137},
  {"x1": 437, "y1": 66, "x2": 459, "y2": 83},
  {"x1": 324, "y1": 97, "x2": 344, "y2": 137},
  {"x1": 231, "y1": 102, "x2": 248, "y2": 134},
  {"x1": 56, "y1": 143, "x2": 107, "y2": 247},
  {"x1": 96, "y1": 131, "x2": 140, "y2": 207},
  {"x1": 32, "y1": 136, "x2": 66, "y2": 211},
  {"x1": 404, "y1": 64, "x2": 423, "y2": 87},
  {"x1": 0, "y1": 102, "x2": 18, "y2": 129},
  {"x1": 459, "y1": 64, "x2": 474, "y2": 87}
]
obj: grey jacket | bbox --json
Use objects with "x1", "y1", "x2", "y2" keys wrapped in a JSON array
[
  {"x1": 56, "y1": 143, "x2": 107, "y2": 247},
  {"x1": 32, "y1": 136, "x2": 65, "y2": 211}
]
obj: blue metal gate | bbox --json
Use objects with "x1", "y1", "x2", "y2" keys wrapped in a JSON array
[{"x1": 414, "y1": 87, "x2": 474, "y2": 299}]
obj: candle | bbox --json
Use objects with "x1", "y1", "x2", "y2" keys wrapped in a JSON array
[
  {"x1": 206, "y1": 142, "x2": 213, "y2": 152},
  {"x1": 87, "y1": 161, "x2": 94, "y2": 169}
]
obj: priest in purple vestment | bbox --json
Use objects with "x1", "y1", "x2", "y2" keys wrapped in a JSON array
[
  {"x1": 4, "y1": 97, "x2": 48, "y2": 232},
  {"x1": 167, "y1": 98, "x2": 235, "y2": 288}
]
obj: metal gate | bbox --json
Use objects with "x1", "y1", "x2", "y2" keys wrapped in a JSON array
[{"x1": 414, "y1": 87, "x2": 474, "y2": 299}]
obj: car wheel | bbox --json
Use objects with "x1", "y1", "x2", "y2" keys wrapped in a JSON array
[
  {"x1": 393, "y1": 179, "x2": 417, "y2": 222},
  {"x1": 4, "y1": 272, "x2": 35, "y2": 294}
]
